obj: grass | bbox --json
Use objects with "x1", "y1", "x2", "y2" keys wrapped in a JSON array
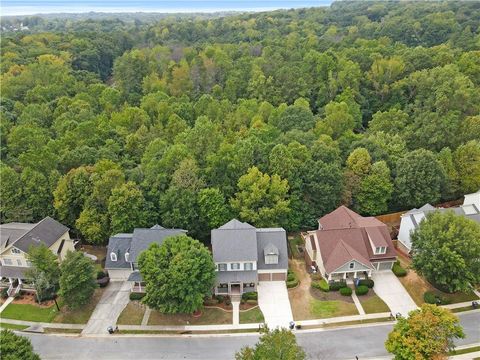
[
  {"x1": 309, "y1": 299, "x2": 358, "y2": 318},
  {"x1": 53, "y1": 288, "x2": 105, "y2": 324},
  {"x1": 1, "y1": 303, "x2": 60, "y2": 322},
  {"x1": 360, "y1": 295, "x2": 390, "y2": 314},
  {"x1": 239, "y1": 307, "x2": 264, "y2": 324},
  {"x1": 148, "y1": 307, "x2": 232, "y2": 326},
  {"x1": 0, "y1": 323, "x2": 29, "y2": 330},
  {"x1": 301, "y1": 317, "x2": 391, "y2": 329},
  {"x1": 449, "y1": 346, "x2": 480, "y2": 355},
  {"x1": 118, "y1": 328, "x2": 260, "y2": 335},
  {"x1": 288, "y1": 234, "x2": 304, "y2": 259},
  {"x1": 451, "y1": 306, "x2": 477, "y2": 313},
  {"x1": 117, "y1": 302, "x2": 146, "y2": 325},
  {"x1": 44, "y1": 328, "x2": 82, "y2": 334}
]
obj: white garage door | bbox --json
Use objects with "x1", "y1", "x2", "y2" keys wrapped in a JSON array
[{"x1": 378, "y1": 262, "x2": 394, "y2": 271}]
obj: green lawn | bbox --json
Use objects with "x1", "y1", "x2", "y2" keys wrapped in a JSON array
[
  {"x1": 53, "y1": 288, "x2": 105, "y2": 324},
  {"x1": 117, "y1": 302, "x2": 146, "y2": 325},
  {"x1": 1, "y1": 303, "x2": 60, "y2": 322},
  {"x1": 360, "y1": 295, "x2": 390, "y2": 314},
  {"x1": 310, "y1": 299, "x2": 358, "y2": 318},
  {"x1": 148, "y1": 307, "x2": 232, "y2": 325},
  {"x1": 449, "y1": 346, "x2": 480, "y2": 356},
  {"x1": 0, "y1": 323, "x2": 29, "y2": 331},
  {"x1": 239, "y1": 307, "x2": 264, "y2": 324}
]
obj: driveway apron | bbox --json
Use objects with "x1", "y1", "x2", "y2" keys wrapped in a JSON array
[
  {"x1": 257, "y1": 281, "x2": 293, "y2": 329},
  {"x1": 371, "y1": 270, "x2": 417, "y2": 316},
  {"x1": 81, "y1": 281, "x2": 131, "y2": 335}
]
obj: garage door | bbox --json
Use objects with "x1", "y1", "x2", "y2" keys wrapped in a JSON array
[
  {"x1": 272, "y1": 273, "x2": 286, "y2": 281},
  {"x1": 378, "y1": 262, "x2": 393, "y2": 270},
  {"x1": 258, "y1": 273, "x2": 271, "y2": 281}
]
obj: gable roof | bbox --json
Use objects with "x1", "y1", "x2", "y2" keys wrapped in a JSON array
[
  {"x1": 212, "y1": 220, "x2": 258, "y2": 262},
  {"x1": 218, "y1": 219, "x2": 255, "y2": 230},
  {"x1": 0, "y1": 217, "x2": 69, "y2": 253},
  {"x1": 104, "y1": 234, "x2": 132, "y2": 269},
  {"x1": 323, "y1": 239, "x2": 374, "y2": 273},
  {"x1": 318, "y1": 205, "x2": 385, "y2": 230},
  {"x1": 256, "y1": 228, "x2": 288, "y2": 270}
]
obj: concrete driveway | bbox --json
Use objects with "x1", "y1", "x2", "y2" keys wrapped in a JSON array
[
  {"x1": 81, "y1": 281, "x2": 131, "y2": 335},
  {"x1": 371, "y1": 270, "x2": 417, "y2": 316},
  {"x1": 257, "y1": 281, "x2": 293, "y2": 329}
]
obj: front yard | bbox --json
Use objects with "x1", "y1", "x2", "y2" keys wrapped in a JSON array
[
  {"x1": 309, "y1": 299, "x2": 358, "y2": 318},
  {"x1": 359, "y1": 293, "x2": 390, "y2": 314},
  {"x1": 117, "y1": 301, "x2": 146, "y2": 325},
  {"x1": 239, "y1": 307, "x2": 264, "y2": 324},
  {"x1": 148, "y1": 307, "x2": 232, "y2": 326}
]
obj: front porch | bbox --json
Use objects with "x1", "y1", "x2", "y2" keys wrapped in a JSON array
[
  {"x1": 327, "y1": 270, "x2": 372, "y2": 282},
  {"x1": 215, "y1": 282, "x2": 256, "y2": 296}
]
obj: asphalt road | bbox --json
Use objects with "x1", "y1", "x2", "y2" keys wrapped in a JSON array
[{"x1": 25, "y1": 311, "x2": 479, "y2": 360}]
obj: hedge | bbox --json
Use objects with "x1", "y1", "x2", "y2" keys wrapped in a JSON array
[
  {"x1": 287, "y1": 270, "x2": 297, "y2": 282},
  {"x1": 215, "y1": 295, "x2": 225, "y2": 303},
  {"x1": 246, "y1": 299, "x2": 258, "y2": 305},
  {"x1": 355, "y1": 285, "x2": 369, "y2": 296},
  {"x1": 329, "y1": 281, "x2": 347, "y2": 291},
  {"x1": 339, "y1": 287, "x2": 352, "y2": 296},
  {"x1": 358, "y1": 279, "x2": 374, "y2": 288},
  {"x1": 242, "y1": 292, "x2": 258, "y2": 301},
  {"x1": 312, "y1": 279, "x2": 329, "y2": 292},
  {"x1": 129, "y1": 292, "x2": 145, "y2": 301},
  {"x1": 392, "y1": 261, "x2": 407, "y2": 277}
]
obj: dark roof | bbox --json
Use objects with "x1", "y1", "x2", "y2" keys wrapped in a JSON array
[
  {"x1": 212, "y1": 220, "x2": 258, "y2": 262},
  {"x1": 127, "y1": 271, "x2": 143, "y2": 282},
  {"x1": 130, "y1": 227, "x2": 187, "y2": 262},
  {"x1": 0, "y1": 265, "x2": 28, "y2": 279},
  {"x1": 8, "y1": 217, "x2": 69, "y2": 253},
  {"x1": 0, "y1": 223, "x2": 35, "y2": 250},
  {"x1": 216, "y1": 271, "x2": 257, "y2": 284},
  {"x1": 105, "y1": 235, "x2": 132, "y2": 270},
  {"x1": 256, "y1": 229, "x2": 288, "y2": 270}
]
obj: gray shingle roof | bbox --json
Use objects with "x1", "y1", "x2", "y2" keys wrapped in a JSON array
[
  {"x1": 256, "y1": 229, "x2": 288, "y2": 270},
  {"x1": 105, "y1": 235, "x2": 132, "y2": 270},
  {"x1": 211, "y1": 220, "x2": 258, "y2": 262},
  {"x1": 216, "y1": 271, "x2": 257, "y2": 284},
  {"x1": 129, "y1": 228, "x2": 187, "y2": 262},
  {"x1": 127, "y1": 271, "x2": 143, "y2": 282},
  {"x1": 0, "y1": 265, "x2": 28, "y2": 279},
  {"x1": 0, "y1": 223, "x2": 35, "y2": 250},
  {"x1": 218, "y1": 219, "x2": 255, "y2": 230},
  {"x1": 7, "y1": 217, "x2": 69, "y2": 253}
]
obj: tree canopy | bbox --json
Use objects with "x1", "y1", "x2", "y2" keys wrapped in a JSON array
[{"x1": 0, "y1": 330, "x2": 41, "y2": 360}]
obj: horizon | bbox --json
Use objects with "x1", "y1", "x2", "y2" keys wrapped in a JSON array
[{"x1": 1, "y1": 0, "x2": 333, "y2": 17}]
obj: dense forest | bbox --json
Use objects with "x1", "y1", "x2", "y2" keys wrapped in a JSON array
[{"x1": 1, "y1": 1, "x2": 479, "y2": 244}]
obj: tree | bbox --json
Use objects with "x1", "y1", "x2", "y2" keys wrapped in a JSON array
[
  {"x1": 108, "y1": 182, "x2": 149, "y2": 234},
  {"x1": 394, "y1": 149, "x2": 444, "y2": 209},
  {"x1": 59, "y1": 251, "x2": 97, "y2": 309},
  {"x1": 138, "y1": 235, "x2": 215, "y2": 314},
  {"x1": 355, "y1": 161, "x2": 393, "y2": 215},
  {"x1": 411, "y1": 211, "x2": 480, "y2": 293},
  {"x1": 26, "y1": 244, "x2": 60, "y2": 302},
  {"x1": 322, "y1": 101, "x2": 355, "y2": 139},
  {"x1": 273, "y1": 105, "x2": 315, "y2": 132},
  {"x1": 235, "y1": 328, "x2": 306, "y2": 360},
  {"x1": 0, "y1": 329, "x2": 41, "y2": 360},
  {"x1": 198, "y1": 188, "x2": 230, "y2": 229},
  {"x1": 385, "y1": 304, "x2": 464, "y2": 360},
  {"x1": 453, "y1": 140, "x2": 480, "y2": 194},
  {"x1": 346, "y1": 147, "x2": 371, "y2": 176},
  {"x1": 231, "y1": 167, "x2": 290, "y2": 228}
]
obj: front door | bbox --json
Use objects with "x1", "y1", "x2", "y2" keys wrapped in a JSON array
[{"x1": 230, "y1": 283, "x2": 241, "y2": 294}]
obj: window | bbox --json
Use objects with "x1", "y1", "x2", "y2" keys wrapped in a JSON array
[
  {"x1": 3, "y1": 258, "x2": 13, "y2": 265},
  {"x1": 17, "y1": 259, "x2": 22, "y2": 266},
  {"x1": 110, "y1": 252, "x2": 117, "y2": 262},
  {"x1": 231, "y1": 263, "x2": 240, "y2": 270},
  {"x1": 125, "y1": 252, "x2": 129, "y2": 262},
  {"x1": 56, "y1": 239, "x2": 65, "y2": 255},
  {"x1": 11, "y1": 248, "x2": 21, "y2": 254},
  {"x1": 349, "y1": 262, "x2": 354, "y2": 269},
  {"x1": 375, "y1": 247, "x2": 387, "y2": 254},
  {"x1": 265, "y1": 254, "x2": 278, "y2": 265},
  {"x1": 218, "y1": 263, "x2": 227, "y2": 271},
  {"x1": 244, "y1": 262, "x2": 253, "y2": 271},
  {"x1": 218, "y1": 283, "x2": 228, "y2": 288}
]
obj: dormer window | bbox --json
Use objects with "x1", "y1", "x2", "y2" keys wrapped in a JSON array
[
  {"x1": 11, "y1": 248, "x2": 21, "y2": 254},
  {"x1": 375, "y1": 246, "x2": 387, "y2": 255},
  {"x1": 110, "y1": 252, "x2": 117, "y2": 262},
  {"x1": 264, "y1": 243, "x2": 279, "y2": 265},
  {"x1": 125, "y1": 252, "x2": 129, "y2": 262}
]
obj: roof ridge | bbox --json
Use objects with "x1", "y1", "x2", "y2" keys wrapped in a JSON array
[{"x1": 9, "y1": 217, "x2": 48, "y2": 247}]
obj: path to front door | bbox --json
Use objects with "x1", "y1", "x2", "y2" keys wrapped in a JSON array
[
  {"x1": 257, "y1": 281, "x2": 293, "y2": 329},
  {"x1": 81, "y1": 281, "x2": 130, "y2": 335}
]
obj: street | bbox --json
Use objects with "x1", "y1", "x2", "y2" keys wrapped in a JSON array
[{"x1": 25, "y1": 311, "x2": 479, "y2": 360}]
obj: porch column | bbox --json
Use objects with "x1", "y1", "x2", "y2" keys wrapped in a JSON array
[
  {"x1": 343, "y1": 273, "x2": 347, "y2": 279},
  {"x1": 8, "y1": 278, "x2": 13, "y2": 284},
  {"x1": 18, "y1": 278, "x2": 22, "y2": 284},
  {"x1": 328, "y1": 273, "x2": 332, "y2": 281},
  {"x1": 354, "y1": 271, "x2": 357, "y2": 278},
  {"x1": 368, "y1": 270, "x2": 372, "y2": 277}
]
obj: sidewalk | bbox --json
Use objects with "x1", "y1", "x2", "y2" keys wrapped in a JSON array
[
  {"x1": 351, "y1": 291, "x2": 366, "y2": 315},
  {"x1": 0, "y1": 318, "x2": 84, "y2": 329},
  {"x1": 298, "y1": 312, "x2": 391, "y2": 326}
]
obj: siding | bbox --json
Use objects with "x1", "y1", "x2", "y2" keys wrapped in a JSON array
[{"x1": 334, "y1": 259, "x2": 371, "y2": 273}]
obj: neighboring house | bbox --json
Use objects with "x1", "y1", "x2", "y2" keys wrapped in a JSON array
[
  {"x1": 104, "y1": 224, "x2": 186, "y2": 291},
  {"x1": 211, "y1": 219, "x2": 288, "y2": 296},
  {"x1": 398, "y1": 190, "x2": 480, "y2": 252},
  {"x1": 303, "y1": 206, "x2": 397, "y2": 282},
  {"x1": 0, "y1": 217, "x2": 73, "y2": 296}
]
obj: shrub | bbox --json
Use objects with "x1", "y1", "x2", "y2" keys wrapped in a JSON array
[
  {"x1": 129, "y1": 292, "x2": 145, "y2": 301},
  {"x1": 423, "y1": 291, "x2": 450, "y2": 305},
  {"x1": 216, "y1": 295, "x2": 225, "y2": 303},
  {"x1": 225, "y1": 298, "x2": 231, "y2": 306},
  {"x1": 287, "y1": 270, "x2": 296, "y2": 282},
  {"x1": 339, "y1": 287, "x2": 352, "y2": 296},
  {"x1": 242, "y1": 292, "x2": 258, "y2": 301},
  {"x1": 287, "y1": 279, "x2": 299, "y2": 288},
  {"x1": 246, "y1": 299, "x2": 258, "y2": 305},
  {"x1": 96, "y1": 270, "x2": 106, "y2": 280},
  {"x1": 329, "y1": 281, "x2": 347, "y2": 291},
  {"x1": 358, "y1": 279, "x2": 374, "y2": 288},
  {"x1": 355, "y1": 285, "x2": 369, "y2": 296},
  {"x1": 0, "y1": 288, "x2": 8, "y2": 298},
  {"x1": 96, "y1": 277, "x2": 110, "y2": 288},
  {"x1": 311, "y1": 273, "x2": 323, "y2": 281},
  {"x1": 392, "y1": 261, "x2": 407, "y2": 277},
  {"x1": 312, "y1": 279, "x2": 329, "y2": 292}
]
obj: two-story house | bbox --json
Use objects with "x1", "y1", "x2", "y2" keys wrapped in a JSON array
[
  {"x1": 211, "y1": 219, "x2": 288, "y2": 295},
  {"x1": 105, "y1": 224, "x2": 187, "y2": 291},
  {"x1": 303, "y1": 206, "x2": 397, "y2": 282},
  {"x1": 0, "y1": 217, "x2": 74, "y2": 296}
]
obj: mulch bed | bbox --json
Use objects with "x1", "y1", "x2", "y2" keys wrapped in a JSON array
[
  {"x1": 203, "y1": 301, "x2": 257, "y2": 311},
  {"x1": 310, "y1": 287, "x2": 355, "y2": 303},
  {"x1": 12, "y1": 292, "x2": 55, "y2": 307}
]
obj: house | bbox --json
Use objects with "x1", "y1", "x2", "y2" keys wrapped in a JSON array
[
  {"x1": 303, "y1": 206, "x2": 397, "y2": 282},
  {"x1": 0, "y1": 217, "x2": 74, "y2": 296},
  {"x1": 104, "y1": 224, "x2": 187, "y2": 291},
  {"x1": 398, "y1": 190, "x2": 480, "y2": 252},
  {"x1": 211, "y1": 219, "x2": 288, "y2": 295}
]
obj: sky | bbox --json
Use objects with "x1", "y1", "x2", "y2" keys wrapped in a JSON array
[{"x1": 1, "y1": 0, "x2": 333, "y2": 16}]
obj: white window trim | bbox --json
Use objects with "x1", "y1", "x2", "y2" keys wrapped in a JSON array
[
  {"x1": 110, "y1": 252, "x2": 117, "y2": 262},
  {"x1": 244, "y1": 262, "x2": 253, "y2": 271},
  {"x1": 218, "y1": 263, "x2": 227, "y2": 271},
  {"x1": 349, "y1": 262, "x2": 354, "y2": 269},
  {"x1": 231, "y1": 263, "x2": 241, "y2": 270}
]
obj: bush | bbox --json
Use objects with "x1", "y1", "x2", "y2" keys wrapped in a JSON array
[
  {"x1": 423, "y1": 291, "x2": 450, "y2": 305},
  {"x1": 129, "y1": 292, "x2": 145, "y2": 301},
  {"x1": 355, "y1": 285, "x2": 369, "y2": 296},
  {"x1": 358, "y1": 279, "x2": 374, "y2": 288},
  {"x1": 0, "y1": 288, "x2": 8, "y2": 298},
  {"x1": 96, "y1": 277, "x2": 110, "y2": 288},
  {"x1": 96, "y1": 270, "x2": 106, "y2": 279},
  {"x1": 392, "y1": 261, "x2": 407, "y2": 277},
  {"x1": 311, "y1": 273, "x2": 323, "y2": 281},
  {"x1": 246, "y1": 299, "x2": 258, "y2": 305},
  {"x1": 287, "y1": 270, "x2": 296, "y2": 282},
  {"x1": 242, "y1": 292, "x2": 258, "y2": 301},
  {"x1": 339, "y1": 287, "x2": 352, "y2": 296},
  {"x1": 312, "y1": 279, "x2": 330, "y2": 292},
  {"x1": 287, "y1": 279, "x2": 299, "y2": 288},
  {"x1": 225, "y1": 298, "x2": 231, "y2": 306},
  {"x1": 329, "y1": 281, "x2": 347, "y2": 291},
  {"x1": 216, "y1": 295, "x2": 225, "y2": 303}
]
